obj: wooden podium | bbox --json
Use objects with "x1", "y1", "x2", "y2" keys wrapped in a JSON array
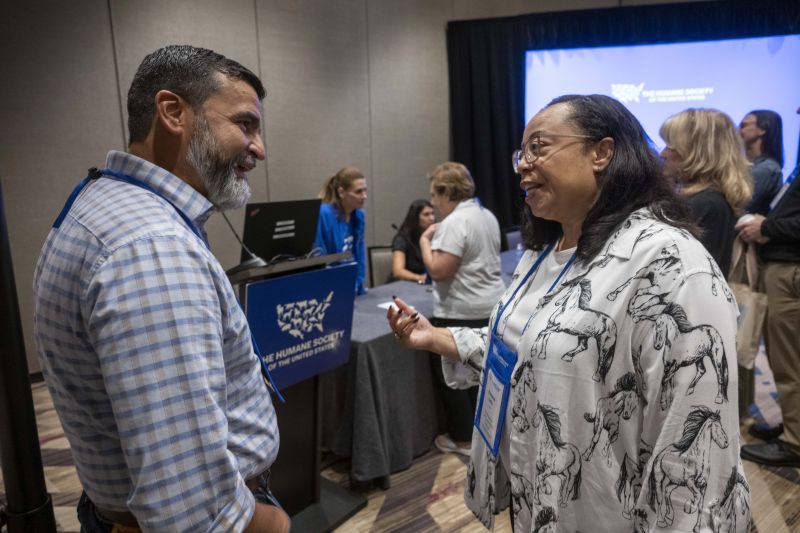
[{"x1": 229, "y1": 254, "x2": 366, "y2": 532}]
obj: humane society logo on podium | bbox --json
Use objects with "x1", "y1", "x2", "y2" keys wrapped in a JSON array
[
  {"x1": 277, "y1": 292, "x2": 333, "y2": 339},
  {"x1": 245, "y1": 263, "x2": 358, "y2": 389},
  {"x1": 264, "y1": 291, "x2": 347, "y2": 369}
]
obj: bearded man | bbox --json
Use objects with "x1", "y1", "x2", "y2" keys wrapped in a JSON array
[{"x1": 32, "y1": 45, "x2": 288, "y2": 532}]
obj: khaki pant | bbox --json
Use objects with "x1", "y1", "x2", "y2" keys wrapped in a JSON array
[{"x1": 763, "y1": 261, "x2": 800, "y2": 450}]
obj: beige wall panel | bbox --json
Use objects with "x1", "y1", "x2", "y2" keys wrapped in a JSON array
[
  {"x1": 255, "y1": 0, "x2": 372, "y2": 241},
  {"x1": 367, "y1": 0, "x2": 452, "y2": 245},
  {"x1": 0, "y1": 0, "x2": 124, "y2": 372},
  {"x1": 110, "y1": 0, "x2": 265, "y2": 268}
]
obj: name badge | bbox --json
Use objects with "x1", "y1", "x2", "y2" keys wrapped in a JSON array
[
  {"x1": 474, "y1": 334, "x2": 517, "y2": 457},
  {"x1": 472, "y1": 240, "x2": 575, "y2": 458}
]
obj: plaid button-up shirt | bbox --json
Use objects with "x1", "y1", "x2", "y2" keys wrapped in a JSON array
[{"x1": 33, "y1": 150, "x2": 279, "y2": 532}]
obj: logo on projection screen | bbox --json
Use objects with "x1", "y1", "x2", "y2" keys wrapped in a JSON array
[
  {"x1": 611, "y1": 83, "x2": 645, "y2": 103},
  {"x1": 276, "y1": 291, "x2": 334, "y2": 340}
]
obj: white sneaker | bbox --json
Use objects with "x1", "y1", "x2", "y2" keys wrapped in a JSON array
[{"x1": 434, "y1": 434, "x2": 471, "y2": 457}]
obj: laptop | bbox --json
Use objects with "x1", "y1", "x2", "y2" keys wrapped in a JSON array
[{"x1": 240, "y1": 199, "x2": 321, "y2": 264}]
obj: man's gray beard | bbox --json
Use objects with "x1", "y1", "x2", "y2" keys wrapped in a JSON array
[{"x1": 187, "y1": 113, "x2": 252, "y2": 211}]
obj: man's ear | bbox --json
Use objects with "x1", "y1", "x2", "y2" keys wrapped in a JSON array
[
  {"x1": 593, "y1": 137, "x2": 615, "y2": 173},
  {"x1": 154, "y1": 90, "x2": 189, "y2": 135}
]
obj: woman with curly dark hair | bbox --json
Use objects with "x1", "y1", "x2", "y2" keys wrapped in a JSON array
[{"x1": 388, "y1": 95, "x2": 749, "y2": 532}]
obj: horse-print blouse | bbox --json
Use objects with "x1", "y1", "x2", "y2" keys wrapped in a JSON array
[{"x1": 444, "y1": 208, "x2": 751, "y2": 533}]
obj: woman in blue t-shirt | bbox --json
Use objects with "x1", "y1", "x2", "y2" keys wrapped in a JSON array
[{"x1": 314, "y1": 166, "x2": 368, "y2": 294}]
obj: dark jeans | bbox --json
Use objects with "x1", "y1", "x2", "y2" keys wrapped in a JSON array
[
  {"x1": 77, "y1": 471, "x2": 283, "y2": 532},
  {"x1": 430, "y1": 316, "x2": 489, "y2": 443},
  {"x1": 77, "y1": 493, "x2": 114, "y2": 533}
]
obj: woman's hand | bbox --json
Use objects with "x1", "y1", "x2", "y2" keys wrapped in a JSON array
[
  {"x1": 420, "y1": 223, "x2": 439, "y2": 242},
  {"x1": 419, "y1": 222, "x2": 460, "y2": 282},
  {"x1": 387, "y1": 297, "x2": 434, "y2": 350},
  {"x1": 387, "y1": 297, "x2": 461, "y2": 360}
]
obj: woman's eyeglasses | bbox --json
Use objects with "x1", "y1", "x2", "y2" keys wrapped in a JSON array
[{"x1": 512, "y1": 133, "x2": 592, "y2": 173}]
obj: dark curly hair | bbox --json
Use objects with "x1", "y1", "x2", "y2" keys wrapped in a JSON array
[{"x1": 521, "y1": 94, "x2": 696, "y2": 263}]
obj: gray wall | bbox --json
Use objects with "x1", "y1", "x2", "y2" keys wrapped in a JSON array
[{"x1": 0, "y1": 0, "x2": 698, "y2": 372}]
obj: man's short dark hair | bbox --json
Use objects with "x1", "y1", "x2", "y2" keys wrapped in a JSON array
[{"x1": 127, "y1": 45, "x2": 266, "y2": 144}]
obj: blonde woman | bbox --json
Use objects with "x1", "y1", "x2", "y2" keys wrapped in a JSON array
[
  {"x1": 314, "y1": 166, "x2": 368, "y2": 294},
  {"x1": 660, "y1": 109, "x2": 752, "y2": 276}
]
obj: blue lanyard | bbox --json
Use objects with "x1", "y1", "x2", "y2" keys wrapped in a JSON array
[
  {"x1": 53, "y1": 167, "x2": 285, "y2": 403},
  {"x1": 53, "y1": 168, "x2": 208, "y2": 248},
  {"x1": 491, "y1": 240, "x2": 576, "y2": 339}
]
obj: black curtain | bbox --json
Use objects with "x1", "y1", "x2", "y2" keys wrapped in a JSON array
[{"x1": 447, "y1": 0, "x2": 800, "y2": 230}]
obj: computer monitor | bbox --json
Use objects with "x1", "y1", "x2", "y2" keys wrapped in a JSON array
[{"x1": 240, "y1": 199, "x2": 321, "y2": 264}]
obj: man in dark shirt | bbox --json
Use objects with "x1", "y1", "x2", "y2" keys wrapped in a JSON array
[{"x1": 737, "y1": 159, "x2": 800, "y2": 467}]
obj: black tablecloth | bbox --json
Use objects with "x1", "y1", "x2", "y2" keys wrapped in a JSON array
[
  {"x1": 321, "y1": 281, "x2": 441, "y2": 485},
  {"x1": 320, "y1": 254, "x2": 521, "y2": 486}
]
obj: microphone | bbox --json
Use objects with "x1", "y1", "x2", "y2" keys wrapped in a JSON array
[{"x1": 222, "y1": 212, "x2": 267, "y2": 275}]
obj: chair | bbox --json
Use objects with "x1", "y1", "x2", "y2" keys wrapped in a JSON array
[
  {"x1": 504, "y1": 227, "x2": 522, "y2": 251},
  {"x1": 368, "y1": 246, "x2": 394, "y2": 288}
]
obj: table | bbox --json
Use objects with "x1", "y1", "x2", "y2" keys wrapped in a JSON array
[
  {"x1": 321, "y1": 280, "x2": 441, "y2": 487},
  {"x1": 320, "y1": 250, "x2": 524, "y2": 488}
]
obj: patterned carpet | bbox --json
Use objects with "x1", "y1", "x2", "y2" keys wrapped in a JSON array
[
  {"x1": 1, "y1": 346, "x2": 798, "y2": 532},
  {"x1": 750, "y1": 346, "x2": 784, "y2": 430}
]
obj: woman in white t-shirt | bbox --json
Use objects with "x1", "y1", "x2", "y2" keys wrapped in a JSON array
[{"x1": 420, "y1": 162, "x2": 506, "y2": 456}]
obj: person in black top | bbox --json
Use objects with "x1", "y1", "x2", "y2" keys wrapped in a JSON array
[
  {"x1": 659, "y1": 108, "x2": 752, "y2": 276},
  {"x1": 737, "y1": 160, "x2": 800, "y2": 468},
  {"x1": 391, "y1": 199, "x2": 434, "y2": 283},
  {"x1": 740, "y1": 110, "x2": 784, "y2": 215}
]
